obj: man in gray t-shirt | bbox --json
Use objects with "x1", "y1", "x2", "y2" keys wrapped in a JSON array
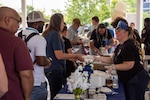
[{"x1": 67, "y1": 18, "x2": 83, "y2": 54}]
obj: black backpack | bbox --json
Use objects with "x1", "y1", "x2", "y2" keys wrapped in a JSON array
[
  {"x1": 18, "y1": 30, "x2": 38, "y2": 63},
  {"x1": 18, "y1": 30, "x2": 38, "y2": 52}
]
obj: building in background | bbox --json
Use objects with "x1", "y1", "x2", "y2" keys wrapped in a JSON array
[{"x1": 143, "y1": 0, "x2": 150, "y2": 16}]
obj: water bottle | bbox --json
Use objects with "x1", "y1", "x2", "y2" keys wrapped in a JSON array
[{"x1": 111, "y1": 70, "x2": 119, "y2": 89}]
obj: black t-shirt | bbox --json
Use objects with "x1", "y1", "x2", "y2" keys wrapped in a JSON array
[
  {"x1": 114, "y1": 39, "x2": 144, "y2": 82},
  {"x1": 63, "y1": 36, "x2": 75, "y2": 78},
  {"x1": 90, "y1": 29, "x2": 112, "y2": 49},
  {"x1": 63, "y1": 36, "x2": 72, "y2": 53},
  {"x1": 133, "y1": 29, "x2": 141, "y2": 45},
  {"x1": 141, "y1": 27, "x2": 150, "y2": 45}
]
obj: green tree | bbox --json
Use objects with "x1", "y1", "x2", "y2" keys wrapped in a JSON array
[
  {"x1": 17, "y1": 5, "x2": 49, "y2": 24},
  {"x1": 99, "y1": 3, "x2": 111, "y2": 21},
  {"x1": 123, "y1": 0, "x2": 136, "y2": 12},
  {"x1": 65, "y1": 0, "x2": 111, "y2": 25},
  {"x1": 18, "y1": 5, "x2": 35, "y2": 18},
  {"x1": 110, "y1": 0, "x2": 118, "y2": 14},
  {"x1": 51, "y1": 9, "x2": 63, "y2": 14},
  {"x1": 38, "y1": 8, "x2": 50, "y2": 23},
  {"x1": 64, "y1": 0, "x2": 137, "y2": 25},
  {"x1": 26, "y1": 5, "x2": 34, "y2": 14}
]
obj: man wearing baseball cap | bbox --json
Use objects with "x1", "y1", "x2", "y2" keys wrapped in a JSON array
[
  {"x1": 17, "y1": 11, "x2": 51, "y2": 100},
  {"x1": 26, "y1": 11, "x2": 48, "y2": 33}
]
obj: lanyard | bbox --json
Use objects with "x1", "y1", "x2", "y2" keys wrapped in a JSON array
[{"x1": 99, "y1": 34, "x2": 104, "y2": 47}]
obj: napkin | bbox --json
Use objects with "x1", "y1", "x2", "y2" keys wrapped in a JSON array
[{"x1": 55, "y1": 94, "x2": 74, "y2": 99}]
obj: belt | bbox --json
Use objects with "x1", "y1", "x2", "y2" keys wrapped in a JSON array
[{"x1": 45, "y1": 67, "x2": 60, "y2": 76}]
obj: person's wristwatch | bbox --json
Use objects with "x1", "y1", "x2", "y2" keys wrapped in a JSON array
[{"x1": 48, "y1": 57, "x2": 53, "y2": 62}]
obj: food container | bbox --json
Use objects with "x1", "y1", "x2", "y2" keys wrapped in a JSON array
[{"x1": 90, "y1": 70, "x2": 111, "y2": 88}]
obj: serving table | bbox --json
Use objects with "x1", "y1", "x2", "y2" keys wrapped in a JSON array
[
  {"x1": 92, "y1": 62, "x2": 110, "y2": 71},
  {"x1": 54, "y1": 55, "x2": 125, "y2": 100},
  {"x1": 54, "y1": 82, "x2": 125, "y2": 100}
]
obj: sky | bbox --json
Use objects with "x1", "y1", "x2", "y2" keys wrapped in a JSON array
[{"x1": 0, "y1": 0, "x2": 67, "y2": 15}]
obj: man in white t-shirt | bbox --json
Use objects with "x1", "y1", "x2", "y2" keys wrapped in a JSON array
[{"x1": 17, "y1": 11, "x2": 51, "y2": 100}]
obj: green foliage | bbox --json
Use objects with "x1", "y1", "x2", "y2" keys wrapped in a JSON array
[
  {"x1": 110, "y1": 0, "x2": 118, "y2": 14},
  {"x1": 143, "y1": 12, "x2": 149, "y2": 18},
  {"x1": 73, "y1": 88, "x2": 83, "y2": 95},
  {"x1": 99, "y1": 3, "x2": 111, "y2": 21},
  {"x1": 17, "y1": 5, "x2": 49, "y2": 24},
  {"x1": 142, "y1": 12, "x2": 149, "y2": 28},
  {"x1": 5, "y1": 0, "x2": 145, "y2": 27},
  {"x1": 51, "y1": 9, "x2": 62, "y2": 14},
  {"x1": 123, "y1": 0, "x2": 136, "y2": 12},
  {"x1": 26, "y1": 5, "x2": 34, "y2": 14},
  {"x1": 65, "y1": 0, "x2": 112, "y2": 25},
  {"x1": 64, "y1": 0, "x2": 138, "y2": 25}
]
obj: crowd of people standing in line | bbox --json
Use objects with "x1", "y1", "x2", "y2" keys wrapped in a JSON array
[{"x1": 0, "y1": 6, "x2": 150, "y2": 100}]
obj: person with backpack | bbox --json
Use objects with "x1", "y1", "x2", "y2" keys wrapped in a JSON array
[
  {"x1": 17, "y1": 11, "x2": 52, "y2": 100},
  {"x1": 90, "y1": 23, "x2": 114, "y2": 56}
]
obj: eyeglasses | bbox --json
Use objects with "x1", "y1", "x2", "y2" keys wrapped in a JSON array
[
  {"x1": 115, "y1": 27, "x2": 123, "y2": 32},
  {"x1": 9, "y1": 16, "x2": 22, "y2": 25}
]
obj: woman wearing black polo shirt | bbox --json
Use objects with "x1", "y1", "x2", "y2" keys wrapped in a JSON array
[
  {"x1": 96, "y1": 20, "x2": 149, "y2": 100},
  {"x1": 90, "y1": 23, "x2": 114, "y2": 55}
]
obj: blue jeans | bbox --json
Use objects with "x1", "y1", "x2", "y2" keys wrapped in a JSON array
[
  {"x1": 123, "y1": 69, "x2": 149, "y2": 100},
  {"x1": 30, "y1": 82, "x2": 48, "y2": 100}
]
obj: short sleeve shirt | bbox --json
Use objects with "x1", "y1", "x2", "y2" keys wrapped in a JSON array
[
  {"x1": 67, "y1": 26, "x2": 79, "y2": 42},
  {"x1": 114, "y1": 39, "x2": 143, "y2": 82},
  {"x1": 0, "y1": 27, "x2": 33, "y2": 100},
  {"x1": 90, "y1": 29, "x2": 112, "y2": 49},
  {"x1": 63, "y1": 36, "x2": 72, "y2": 53},
  {"x1": 133, "y1": 29, "x2": 141, "y2": 45},
  {"x1": 44, "y1": 30, "x2": 65, "y2": 73},
  {"x1": 21, "y1": 27, "x2": 47, "y2": 86},
  {"x1": 141, "y1": 27, "x2": 150, "y2": 45}
]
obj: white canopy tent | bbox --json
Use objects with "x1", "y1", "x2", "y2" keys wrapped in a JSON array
[{"x1": 21, "y1": 0, "x2": 143, "y2": 32}]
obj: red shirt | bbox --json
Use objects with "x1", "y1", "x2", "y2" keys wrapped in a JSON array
[{"x1": 0, "y1": 27, "x2": 33, "y2": 100}]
